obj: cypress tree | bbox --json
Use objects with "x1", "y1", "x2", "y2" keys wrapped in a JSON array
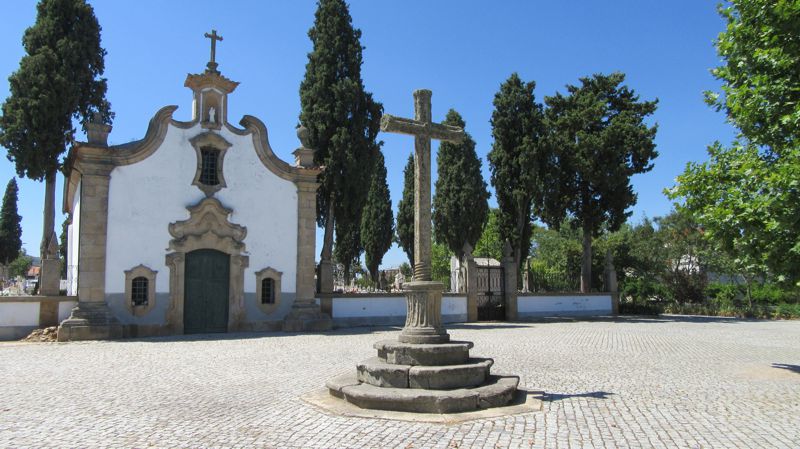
[
  {"x1": 0, "y1": 0, "x2": 111, "y2": 261},
  {"x1": 0, "y1": 179, "x2": 22, "y2": 265},
  {"x1": 395, "y1": 153, "x2": 415, "y2": 267},
  {"x1": 360, "y1": 151, "x2": 394, "y2": 283},
  {"x1": 299, "y1": 0, "x2": 382, "y2": 285},
  {"x1": 487, "y1": 73, "x2": 546, "y2": 269},
  {"x1": 432, "y1": 109, "x2": 489, "y2": 260}
]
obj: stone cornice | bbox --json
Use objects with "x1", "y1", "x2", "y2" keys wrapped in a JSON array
[
  {"x1": 184, "y1": 71, "x2": 239, "y2": 94},
  {"x1": 239, "y1": 115, "x2": 322, "y2": 184}
]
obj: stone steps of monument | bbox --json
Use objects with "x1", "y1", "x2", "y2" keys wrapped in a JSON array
[
  {"x1": 357, "y1": 357, "x2": 493, "y2": 390},
  {"x1": 327, "y1": 373, "x2": 520, "y2": 414},
  {"x1": 374, "y1": 340, "x2": 473, "y2": 366}
]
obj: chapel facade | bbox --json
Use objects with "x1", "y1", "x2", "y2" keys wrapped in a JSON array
[{"x1": 57, "y1": 45, "x2": 330, "y2": 340}]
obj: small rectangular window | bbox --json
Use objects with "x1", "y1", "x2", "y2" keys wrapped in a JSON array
[
  {"x1": 261, "y1": 278, "x2": 274, "y2": 304},
  {"x1": 132, "y1": 277, "x2": 149, "y2": 306},
  {"x1": 200, "y1": 149, "x2": 219, "y2": 186}
]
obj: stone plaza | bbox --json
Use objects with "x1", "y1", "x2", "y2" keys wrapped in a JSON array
[{"x1": 1, "y1": 316, "x2": 798, "y2": 448}]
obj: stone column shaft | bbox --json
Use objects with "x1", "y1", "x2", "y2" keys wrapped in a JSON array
[{"x1": 413, "y1": 89, "x2": 432, "y2": 282}]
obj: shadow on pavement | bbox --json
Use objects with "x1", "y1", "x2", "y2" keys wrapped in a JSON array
[
  {"x1": 772, "y1": 363, "x2": 800, "y2": 375},
  {"x1": 535, "y1": 391, "x2": 615, "y2": 402}
]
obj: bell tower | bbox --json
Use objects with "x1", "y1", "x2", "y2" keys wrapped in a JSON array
[{"x1": 184, "y1": 29, "x2": 239, "y2": 130}]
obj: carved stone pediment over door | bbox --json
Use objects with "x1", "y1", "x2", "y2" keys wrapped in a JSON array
[{"x1": 165, "y1": 197, "x2": 249, "y2": 334}]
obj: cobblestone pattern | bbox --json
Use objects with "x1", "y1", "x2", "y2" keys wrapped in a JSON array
[{"x1": 1, "y1": 317, "x2": 798, "y2": 448}]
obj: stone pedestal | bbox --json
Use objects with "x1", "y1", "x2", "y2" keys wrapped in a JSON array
[
  {"x1": 57, "y1": 301, "x2": 122, "y2": 341},
  {"x1": 38, "y1": 259, "x2": 61, "y2": 296},
  {"x1": 398, "y1": 281, "x2": 450, "y2": 344},
  {"x1": 318, "y1": 259, "x2": 333, "y2": 294},
  {"x1": 283, "y1": 298, "x2": 332, "y2": 332}
]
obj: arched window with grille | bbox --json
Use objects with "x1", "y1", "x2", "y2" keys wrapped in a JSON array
[
  {"x1": 261, "y1": 278, "x2": 274, "y2": 304},
  {"x1": 255, "y1": 267, "x2": 282, "y2": 314},
  {"x1": 131, "y1": 277, "x2": 149, "y2": 306},
  {"x1": 124, "y1": 265, "x2": 157, "y2": 317}
]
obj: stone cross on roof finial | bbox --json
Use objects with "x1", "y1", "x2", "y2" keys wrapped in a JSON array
[{"x1": 204, "y1": 29, "x2": 223, "y2": 73}]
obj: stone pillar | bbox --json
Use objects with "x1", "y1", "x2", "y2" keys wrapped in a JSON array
[
  {"x1": 58, "y1": 163, "x2": 122, "y2": 341},
  {"x1": 605, "y1": 249, "x2": 620, "y2": 315},
  {"x1": 38, "y1": 259, "x2": 61, "y2": 296},
  {"x1": 502, "y1": 242, "x2": 518, "y2": 321},
  {"x1": 398, "y1": 281, "x2": 449, "y2": 344},
  {"x1": 284, "y1": 138, "x2": 332, "y2": 332},
  {"x1": 412, "y1": 90, "x2": 433, "y2": 282},
  {"x1": 463, "y1": 243, "x2": 478, "y2": 322}
]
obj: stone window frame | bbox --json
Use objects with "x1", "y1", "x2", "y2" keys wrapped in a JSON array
[
  {"x1": 190, "y1": 132, "x2": 232, "y2": 197},
  {"x1": 255, "y1": 267, "x2": 282, "y2": 315},
  {"x1": 125, "y1": 265, "x2": 157, "y2": 317}
]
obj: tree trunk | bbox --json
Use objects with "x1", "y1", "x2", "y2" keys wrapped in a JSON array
[
  {"x1": 581, "y1": 226, "x2": 592, "y2": 293},
  {"x1": 40, "y1": 170, "x2": 57, "y2": 259},
  {"x1": 320, "y1": 199, "x2": 335, "y2": 262}
]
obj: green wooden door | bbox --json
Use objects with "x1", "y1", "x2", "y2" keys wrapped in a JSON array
[{"x1": 184, "y1": 249, "x2": 230, "y2": 334}]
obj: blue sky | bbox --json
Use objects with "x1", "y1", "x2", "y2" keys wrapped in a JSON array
[{"x1": 0, "y1": 1, "x2": 736, "y2": 268}]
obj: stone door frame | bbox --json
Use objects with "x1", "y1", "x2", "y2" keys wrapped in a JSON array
[{"x1": 165, "y1": 197, "x2": 249, "y2": 334}]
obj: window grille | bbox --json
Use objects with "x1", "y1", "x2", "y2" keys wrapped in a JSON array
[
  {"x1": 200, "y1": 148, "x2": 219, "y2": 185},
  {"x1": 131, "y1": 277, "x2": 149, "y2": 306},
  {"x1": 261, "y1": 278, "x2": 274, "y2": 304}
]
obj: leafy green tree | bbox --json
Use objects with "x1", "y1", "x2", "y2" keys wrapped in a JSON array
[
  {"x1": 59, "y1": 216, "x2": 69, "y2": 277},
  {"x1": 395, "y1": 153, "x2": 415, "y2": 267},
  {"x1": 299, "y1": 0, "x2": 382, "y2": 283},
  {"x1": 0, "y1": 0, "x2": 111, "y2": 262},
  {"x1": 544, "y1": 72, "x2": 658, "y2": 292},
  {"x1": 360, "y1": 151, "x2": 394, "y2": 282},
  {"x1": 474, "y1": 208, "x2": 503, "y2": 261},
  {"x1": 669, "y1": 1, "x2": 800, "y2": 286},
  {"x1": 433, "y1": 109, "x2": 489, "y2": 261},
  {"x1": 399, "y1": 262, "x2": 412, "y2": 279},
  {"x1": 8, "y1": 250, "x2": 32, "y2": 279},
  {"x1": 705, "y1": 0, "x2": 800, "y2": 153},
  {"x1": 487, "y1": 73, "x2": 546, "y2": 268},
  {"x1": 0, "y1": 179, "x2": 22, "y2": 265},
  {"x1": 431, "y1": 241, "x2": 452, "y2": 288}
]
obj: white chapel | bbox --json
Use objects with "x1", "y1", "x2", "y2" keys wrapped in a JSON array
[{"x1": 58, "y1": 33, "x2": 330, "y2": 340}]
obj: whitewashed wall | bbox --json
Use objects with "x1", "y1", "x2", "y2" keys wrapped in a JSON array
[
  {"x1": 104, "y1": 123, "x2": 298, "y2": 295},
  {"x1": 67, "y1": 180, "x2": 81, "y2": 296},
  {"x1": 0, "y1": 302, "x2": 39, "y2": 326},
  {"x1": 518, "y1": 294, "x2": 613, "y2": 317},
  {"x1": 330, "y1": 295, "x2": 468, "y2": 328}
]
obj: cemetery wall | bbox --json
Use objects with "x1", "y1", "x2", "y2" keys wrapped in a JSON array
[
  {"x1": 517, "y1": 293, "x2": 614, "y2": 318},
  {"x1": 328, "y1": 293, "x2": 468, "y2": 328},
  {"x1": 0, "y1": 297, "x2": 77, "y2": 340}
]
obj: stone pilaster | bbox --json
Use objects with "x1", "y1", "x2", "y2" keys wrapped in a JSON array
[
  {"x1": 58, "y1": 162, "x2": 122, "y2": 341},
  {"x1": 463, "y1": 247, "x2": 478, "y2": 322},
  {"x1": 284, "y1": 180, "x2": 331, "y2": 332}
]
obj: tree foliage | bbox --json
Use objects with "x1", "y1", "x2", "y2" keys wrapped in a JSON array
[
  {"x1": 474, "y1": 208, "x2": 503, "y2": 261},
  {"x1": 544, "y1": 72, "x2": 658, "y2": 291},
  {"x1": 432, "y1": 109, "x2": 489, "y2": 261},
  {"x1": 360, "y1": 151, "x2": 394, "y2": 282},
  {"x1": 670, "y1": 1, "x2": 800, "y2": 286},
  {"x1": 0, "y1": 179, "x2": 22, "y2": 265},
  {"x1": 431, "y1": 241, "x2": 452, "y2": 288},
  {"x1": 487, "y1": 73, "x2": 546, "y2": 267},
  {"x1": 705, "y1": 0, "x2": 800, "y2": 153},
  {"x1": 0, "y1": 0, "x2": 111, "y2": 260},
  {"x1": 8, "y1": 250, "x2": 32, "y2": 279},
  {"x1": 299, "y1": 0, "x2": 382, "y2": 274},
  {"x1": 395, "y1": 153, "x2": 415, "y2": 267}
]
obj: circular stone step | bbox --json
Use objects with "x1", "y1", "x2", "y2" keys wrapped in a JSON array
[
  {"x1": 409, "y1": 358, "x2": 493, "y2": 390},
  {"x1": 327, "y1": 373, "x2": 520, "y2": 414},
  {"x1": 357, "y1": 357, "x2": 494, "y2": 390},
  {"x1": 374, "y1": 340, "x2": 473, "y2": 366}
]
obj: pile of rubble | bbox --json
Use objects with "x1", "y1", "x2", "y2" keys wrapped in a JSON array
[{"x1": 22, "y1": 326, "x2": 58, "y2": 342}]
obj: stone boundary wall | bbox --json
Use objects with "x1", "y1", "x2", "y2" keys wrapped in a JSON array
[
  {"x1": 517, "y1": 293, "x2": 616, "y2": 318},
  {"x1": 0, "y1": 296, "x2": 78, "y2": 340},
  {"x1": 324, "y1": 293, "x2": 468, "y2": 328}
]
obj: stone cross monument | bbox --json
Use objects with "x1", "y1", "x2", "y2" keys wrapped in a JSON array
[{"x1": 381, "y1": 89, "x2": 464, "y2": 344}]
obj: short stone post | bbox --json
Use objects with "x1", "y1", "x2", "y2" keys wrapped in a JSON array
[
  {"x1": 463, "y1": 242, "x2": 478, "y2": 322},
  {"x1": 604, "y1": 249, "x2": 620, "y2": 315},
  {"x1": 502, "y1": 241, "x2": 518, "y2": 321}
]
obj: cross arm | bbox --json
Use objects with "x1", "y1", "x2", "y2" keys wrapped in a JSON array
[{"x1": 381, "y1": 114, "x2": 465, "y2": 143}]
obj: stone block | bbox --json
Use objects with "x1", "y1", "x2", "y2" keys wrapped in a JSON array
[
  {"x1": 39, "y1": 259, "x2": 62, "y2": 296},
  {"x1": 357, "y1": 357, "x2": 410, "y2": 388},
  {"x1": 477, "y1": 375, "x2": 520, "y2": 409},
  {"x1": 374, "y1": 340, "x2": 472, "y2": 366},
  {"x1": 339, "y1": 382, "x2": 480, "y2": 414},
  {"x1": 408, "y1": 358, "x2": 493, "y2": 390}
]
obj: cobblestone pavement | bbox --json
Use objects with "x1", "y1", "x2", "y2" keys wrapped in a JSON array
[{"x1": 1, "y1": 316, "x2": 798, "y2": 449}]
